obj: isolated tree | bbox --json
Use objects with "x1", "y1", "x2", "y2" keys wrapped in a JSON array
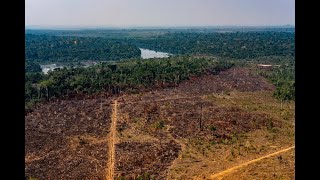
[{"x1": 39, "y1": 79, "x2": 54, "y2": 100}]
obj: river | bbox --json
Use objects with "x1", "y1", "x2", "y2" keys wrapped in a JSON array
[
  {"x1": 40, "y1": 48, "x2": 171, "y2": 74},
  {"x1": 140, "y1": 48, "x2": 171, "y2": 59}
]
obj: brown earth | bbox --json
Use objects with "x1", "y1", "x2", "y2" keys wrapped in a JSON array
[
  {"x1": 107, "y1": 100, "x2": 119, "y2": 180},
  {"x1": 25, "y1": 98, "x2": 113, "y2": 179},
  {"x1": 25, "y1": 67, "x2": 294, "y2": 179},
  {"x1": 217, "y1": 146, "x2": 295, "y2": 180},
  {"x1": 115, "y1": 140, "x2": 181, "y2": 179}
]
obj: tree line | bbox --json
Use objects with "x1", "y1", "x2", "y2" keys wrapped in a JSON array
[
  {"x1": 256, "y1": 61, "x2": 295, "y2": 101},
  {"x1": 25, "y1": 56, "x2": 234, "y2": 110}
]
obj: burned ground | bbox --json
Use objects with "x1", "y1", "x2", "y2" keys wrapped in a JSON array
[
  {"x1": 176, "y1": 67, "x2": 275, "y2": 95},
  {"x1": 115, "y1": 140, "x2": 181, "y2": 179},
  {"x1": 25, "y1": 98, "x2": 113, "y2": 179},
  {"x1": 116, "y1": 67, "x2": 293, "y2": 179},
  {"x1": 118, "y1": 67, "x2": 275, "y2": 104},
  {"x1": 168, "y1": 102, "x2": 281, "y2": 141},
  {"x1": 118, "y1": 97, "x2": 281, "y2": 143},
  {"x1": 25, "y1": 67, "x2": 294, "y2": 179}
]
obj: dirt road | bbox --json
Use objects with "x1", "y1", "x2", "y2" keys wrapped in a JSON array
[
  {"x1": 209, "y1": 146, "x2": 295, "y2": 180},
  {"x1": 106, "y1": 100, "x2": 118, "y2": 180}
]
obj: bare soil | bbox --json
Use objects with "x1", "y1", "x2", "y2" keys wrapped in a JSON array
[
  {"x1": 210, "y1": 146, "x2": 295, "y2": 179},
  {"x1": 115, "y1": 140, "x2": 181, "y2": 179},
  {"x1": 220, "y1": 147, "x2": 295, "y2": 180},
  {"x1": 25, "y1": 67, "x2": 294, "y2": 179},
  {"x1": 25, "y1": 98, "x2": 113, "y2": 179}
]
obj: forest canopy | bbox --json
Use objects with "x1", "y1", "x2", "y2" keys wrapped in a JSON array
[
  {"x1": 131, "y1": 32, "x2": 295, "y2": 59},
  {"x1": 25, "y1": 34, "x2": 141, "y2": 62}
]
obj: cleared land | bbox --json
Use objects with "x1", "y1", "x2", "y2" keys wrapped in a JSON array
[
  {"x1": 25, "y1": 98, "x2": 113, "y2": 179},
  {"x1": 210, "y1": 146, "x2": 294, "y2": 180},
  {"x1": 25, "y1": 67, "x2": 295, "y2": 179},
  {"x1": 107, "y1": 100, "x2": 118, "y2": 180}
]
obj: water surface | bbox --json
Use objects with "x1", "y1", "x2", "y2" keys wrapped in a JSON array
[{"x1": 140, "y1": 48, "x2": 171, "y2": 59}]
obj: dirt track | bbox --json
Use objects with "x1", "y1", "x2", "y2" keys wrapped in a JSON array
[
  {"x1": 209, "y1": 146, "x2": 295, "y2": 180},
  {"x1": 107, "y1": 100, "x2": 118, "y2": 180}
]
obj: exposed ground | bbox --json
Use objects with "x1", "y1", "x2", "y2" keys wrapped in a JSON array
[
  {"x1": 25, "y1": 67, "x2": 295, "y2": 179},
  {"x1": 210, "y1": 146, "x2": 295, "y2": 180},
  {"x1": 107, "y1": 100, "x2": 118, "y2": 180},
  {"x1": 25, "y1": 98, "x2": 113, "y2": 179}
]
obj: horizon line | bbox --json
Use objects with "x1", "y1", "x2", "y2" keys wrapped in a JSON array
[{"x1": 25, "y1": 24, "x2": 295, "y2": 30}]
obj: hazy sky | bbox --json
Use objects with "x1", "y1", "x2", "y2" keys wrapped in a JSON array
[{"x1": 26, "y1": 0, "x2": 295, "y2": 27}]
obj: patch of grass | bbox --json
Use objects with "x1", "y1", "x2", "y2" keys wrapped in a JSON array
[
  {"x1": 223, "y1": 138, "x2": 229, "y2": 145},
  {"x1": 237, "y1": 144, "x2": 242, "y2": 155},
  {"x1": 153, "y1": 120, "x2": 165, "y2": 130},
  {"x1": 163, "y1": 102, "x2": 172, "y2": 108},
  {"x1": 132, "y1": 117, "x2": 142, "y2": 123},
  {"x1": 206, "y1": 94, "x2": 217, "y2": 101},
  {"x1": 209, "y1": 125, "x2": 217, "y2": 138},
  {"x1": 117, "y1": 176, "x2": 126, "y2": 180},
  {"x1": 231, "y1": 146, "x2": 235, "y2": 158},
  {"x1": 224, "y1": 91, "x2": 231, "y2": 96},
  {"x1": 136, "y1": 173, "x2": 156, "y2": 180},
  {"x1": 231, "y1": 133, "x2": 238, "y2": 144},
  {"x1": 28, "y1": 177, "x2": 38, "y2": 180},
  {"x1": 266, "y1": 120, "x2": 274, "y2": 131},
  {"x1": 210, "y1": 125, "x2": 217, "y2": 131}
]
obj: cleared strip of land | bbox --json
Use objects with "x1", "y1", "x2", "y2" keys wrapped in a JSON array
[
  {"x1": 209, "y1": 146, "x2": 295, "y2": 180},
  {"x1": 106, "y1": 100, "x2": 118, "y2": 180}
]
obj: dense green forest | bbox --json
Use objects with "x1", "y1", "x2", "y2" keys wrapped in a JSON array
[
  {"x1": 256, "y1": 62, "x2": 295, "y2": 101},
  {"x1": 256, "y1": 57, "x2": 295, "y2": 100},
  {"x1": 25, "y1": 26, "x2": 294, "y2": 37},
  {"x1": 25, "y1": 61, "x2": 42, "y2": 73},
  {"x1": 26, "y1": 30, "x2": 294, "y2": 61},
  {"x1": 25, "y1": 56, "x2": 233, "y2": 110},
  {"x1": 26, "y1": 29, "x2": 295, "y2": 60},
  {"x1": 25, "y1": 28, "x2": 295, "y2": 109},
  {"x1": 131, "y1": 32, "x2": 294, "y2": 59},
  {"x1": 25, "y1": 34, "x2": 141, "y2": 62}
]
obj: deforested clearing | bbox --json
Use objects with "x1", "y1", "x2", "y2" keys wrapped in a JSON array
[{"x1": 25, "y1": 66, "x2": 294, "y2": 179}]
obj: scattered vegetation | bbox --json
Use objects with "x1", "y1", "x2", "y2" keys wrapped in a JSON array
[{"x1": 153, "y1": 120, "x2": 165, "y2": 130}]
